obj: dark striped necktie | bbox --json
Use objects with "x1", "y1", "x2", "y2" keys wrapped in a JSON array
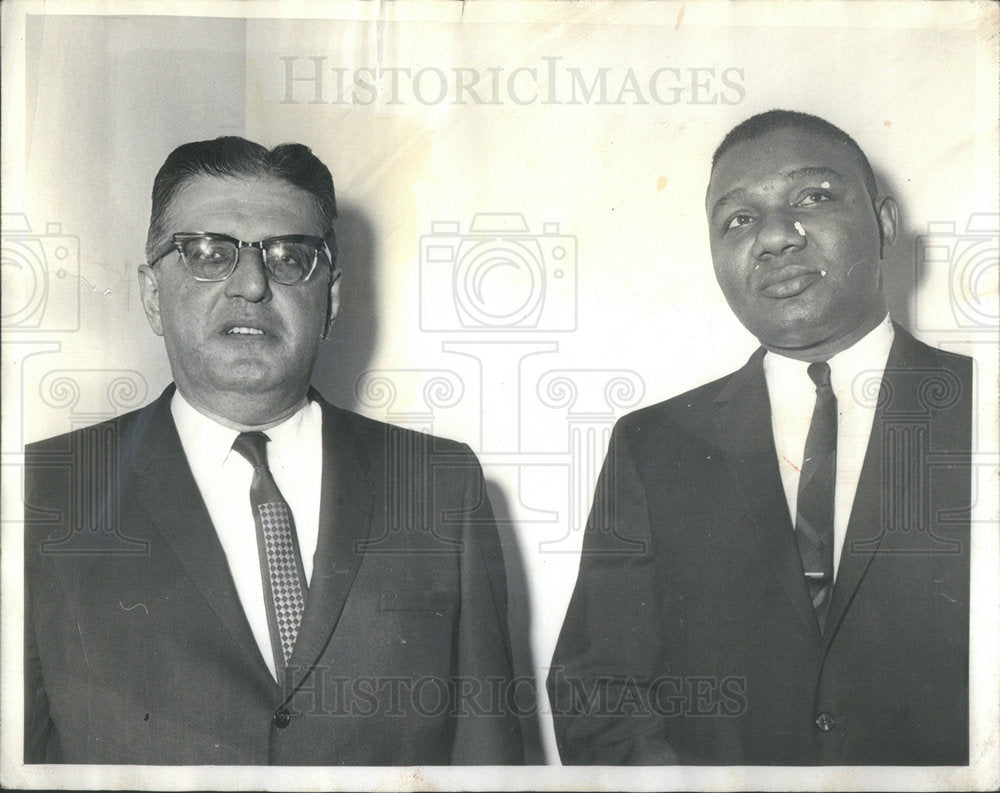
[
  {"x1": 232, "y1": 431, "x2": 308, "y2": 673},
  {"x1": 794, "y1": 361, "x2": 837, "y2": 633}
]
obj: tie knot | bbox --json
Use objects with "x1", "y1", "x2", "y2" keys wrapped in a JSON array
[
  {"x1": 232, "y1": 431, "x2": 271, "y2": 469},
  {"x1": 807, "y1": 361, "x2": 832, "y2": 390}
]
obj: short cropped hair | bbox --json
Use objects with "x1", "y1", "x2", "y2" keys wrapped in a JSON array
[
  {"x1": 710, "y1": 110, "x2": 879, "y2": 204},
  {"x1": 146, "y1": 137, "x2": 337, "y2": 261}
]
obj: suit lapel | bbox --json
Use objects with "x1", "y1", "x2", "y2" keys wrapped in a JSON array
[
  {"x1": 822, "y1": 423, "x2": 883, "y2": 650},
  {"x1": 284, "y1": 394, "x2": 376, "y2": 695},
  {"x1": 823, "y1": 325, "x2": 923, "y2": 649},
  {"x1": 713, "y1": 349, "x2": 823, "y2": 643},
  {"x1": 128, "y1": 386, "x2": 276, "y2": 689}
]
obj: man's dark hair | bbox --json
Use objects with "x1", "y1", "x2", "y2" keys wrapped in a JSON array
[
  {"x1": 146, "y1": 137, "x2": 337, "y2": 261},
  {"x1": 711, "y1": 109, "x2": 879, "y2": 204}
]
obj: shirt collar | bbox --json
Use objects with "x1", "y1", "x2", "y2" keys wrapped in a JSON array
[
  {"x1": 763, "y1": 313, "x2": 894, "y2": 395},
  {"x1": 170, "y1": 389, "x2": 314, "y2": 470},
  {"x1": 826, "y1": 313, "x2": 894, "y2": 398}
]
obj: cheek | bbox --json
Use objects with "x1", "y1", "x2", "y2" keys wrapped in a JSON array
[
  {"x1": 156, "y1": 280, "x2": 192, "y2": 327},
  {"x1": 712, "y1": 248, "x2": 750, "y2": 291},
  {"x1": 818, "y1": 213, "x2": 878, "y2": 258},
  {"x1": 287, "y1": 290, "x2": 329, "y2": 339}
]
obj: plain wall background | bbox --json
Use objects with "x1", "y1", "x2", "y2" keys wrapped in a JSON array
[{"x1": 3, "y1": 1, "x2": 997, "y2": 775}]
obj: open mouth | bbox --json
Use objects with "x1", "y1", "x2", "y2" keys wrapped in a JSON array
[{"x1": 225, "y1": 326, "x2": 266, "y2": 336}]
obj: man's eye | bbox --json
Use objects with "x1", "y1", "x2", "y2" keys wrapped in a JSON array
[
  {"x1": 191, "y1": 246, "x2": 227, "y2": 261},
  {"x1": 726, "y1": 213, "x2": 753, "y2": 230},
  {"x1": 797, "y1": 190, "x2": 831, "y2": 206}
]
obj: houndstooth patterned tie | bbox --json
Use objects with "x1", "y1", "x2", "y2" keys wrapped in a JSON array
[
  {"x1": 232, "y1": 431, "x2": 308, "y2": 672},
  {"x1": 794, "y1": 361, "x2": 837, "y2": 634}
]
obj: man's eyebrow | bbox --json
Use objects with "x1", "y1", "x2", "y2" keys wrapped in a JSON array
[
  {"x1": 709, "y1": 187, "x2": 747, "y2": 216},
  {"x1": 708, "y1": 166, "x2": 845, "y2": 216},
  {"x1": 784, "y1": 166, "x2": 844, "y2": 183}
]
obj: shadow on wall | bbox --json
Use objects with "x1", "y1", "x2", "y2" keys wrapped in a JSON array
[
  {"x1": 313, "y1": 201, "x2": 380, "y2": 410},
  {"x1": 485, "y1": 477, "x2": 546, "y2": 764},
  {"x1": 310, "y1": 203, "x2": 546, "y2": 762},
  {"x1": 876, "y1": 165, "x2": 921, "y2": 334}
]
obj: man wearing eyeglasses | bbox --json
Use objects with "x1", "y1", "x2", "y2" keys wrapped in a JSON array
[{"x1": 24, "y1": 138, "x2": 524, "y2": 765}]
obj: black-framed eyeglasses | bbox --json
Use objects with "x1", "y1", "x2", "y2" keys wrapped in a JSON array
[{"x1": 149, "y1": 232, "x2": 335, "y2": 286}]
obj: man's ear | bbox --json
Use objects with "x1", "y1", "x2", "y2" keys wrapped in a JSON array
[
  {"x1": 323, "y1": 268, "x2": 342, "y2": 340},
  {"x1": 137, "y1": 264, "x2": 165, "y2": 336},
  {"x1": 876, "y1": 196, "x2": 899, "y2": 259}
]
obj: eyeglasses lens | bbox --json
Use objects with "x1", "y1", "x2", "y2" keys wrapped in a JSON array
[
  {"x1": 265, "y1": 242, "x2": 314, "y2": 284},
  {"x1": 178, "y1": 236, "x2": 316, "y2": 284},
  {"x1": 180, "y1": 237, "x2": 238, "y2": 280}
]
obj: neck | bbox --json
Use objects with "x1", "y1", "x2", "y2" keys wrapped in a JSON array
[
  {"x1": 763, "y1": 311, "x2": 887, "y2": 363},
  {"x1": 177, "y1": 389, "x2": 310, "y2": 432}
]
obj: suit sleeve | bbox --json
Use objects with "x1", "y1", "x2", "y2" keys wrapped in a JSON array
[
  {"x1": 548, "y1": 420, "x2": 679, "y2": 764},
  {"x1": 449, "y1": 446, "x2": 525, "y2": 764},
  {"x1": 24, "y1": 582, "x2": 55, "y2": 763},
  {"x1": 23, "y1": 451, "x2": 58, "y2": 763}
]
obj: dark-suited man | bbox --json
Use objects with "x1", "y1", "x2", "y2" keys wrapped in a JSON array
[
  {"x1": 549, "y1": 110, "x2": 971, "y2": 765},
  {"x1": 25, "y1": 138, "x2": 523, "y2": 765}
]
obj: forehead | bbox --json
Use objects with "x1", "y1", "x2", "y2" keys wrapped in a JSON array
[
  {"x1": 707, "y1": 127, "x2": 866, "y2": 209},
  {"x1": 164, "y1": 174, "x2": 326, "y2": 238}
]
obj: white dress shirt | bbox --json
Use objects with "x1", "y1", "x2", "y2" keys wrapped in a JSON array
[
  {"x1": 763, "y1": 314, "x2": 894, "y2": 582},
  {"x1": 171, "y1": 391, "x2": 324, "y2": 680}
]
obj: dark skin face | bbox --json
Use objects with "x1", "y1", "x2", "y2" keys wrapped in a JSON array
[{"x1": 706, "y1": 127, "x2": 898, "y2": 362}]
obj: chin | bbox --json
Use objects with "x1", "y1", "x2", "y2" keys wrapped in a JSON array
[
  {"x1": 218, "y1": 367, "x2": 290, "y2": 397},
  {"x1": 753, "y1": 301, "x2": 832, "y2": 338}
]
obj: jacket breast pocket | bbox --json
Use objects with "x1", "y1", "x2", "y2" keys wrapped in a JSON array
[
  {"x1": 378, "y1": 590, "x2": 457, "y2": 616},
  {"x1": 364, "y1": 590, "x2": 460, "y2": 677}
]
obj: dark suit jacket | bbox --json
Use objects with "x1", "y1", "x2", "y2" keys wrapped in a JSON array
[
  {"x1": 25, "y1": 385, "x2": 524, "y2": 765},
  {"x1": 548, "y1": 325, "x2": 971, "y2": 765}
]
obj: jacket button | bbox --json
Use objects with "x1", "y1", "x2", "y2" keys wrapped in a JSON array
[
  {"x1": 272, "y1": 708, "x2": 291, "y2": 728},
  {"x1": 815, "y1": 712, "x2": 836, "y2": 732}
]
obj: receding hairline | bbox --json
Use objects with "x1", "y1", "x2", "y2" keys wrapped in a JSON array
[
  {"x1": 144, "y1": 136, "x2": 337, "y2": 263},
  {"x1": 705, "y1": 123, "x2": 880, "y2": 210},
  {"x1": 163, "y1": 172, "x2": 329, "y2": 216},
  {"x1": 147, "y1": 172, "x2": 331, "y2": 260}
]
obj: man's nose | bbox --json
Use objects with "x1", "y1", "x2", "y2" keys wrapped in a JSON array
[
  {"x1": 752, "y1": 211, "x2": 806, "y2": 259},
  {"x1": 223, "y1": 246, "x2": 271, "y2": 302}
]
